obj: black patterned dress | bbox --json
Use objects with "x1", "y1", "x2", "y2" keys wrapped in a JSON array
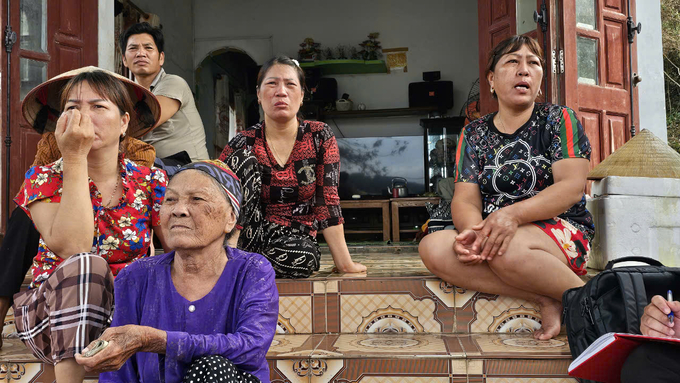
[{"x1": 219, "y1": 120, "x2": 344, "y2": 278}]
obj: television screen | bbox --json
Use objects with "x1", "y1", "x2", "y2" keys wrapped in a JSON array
[{"x1": 336, "y1": 136, "x2": 425, "y2": 199}]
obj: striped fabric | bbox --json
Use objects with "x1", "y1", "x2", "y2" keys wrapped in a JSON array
[
  {"x1": 12, "y1": 252, "x2": 114, "y2": 364},
  {"x1": 559, "y1": 107, "x2": 583, "y2": 159}
]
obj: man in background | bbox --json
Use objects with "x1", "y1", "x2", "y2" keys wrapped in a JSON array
[{"x1": 120, "y1": 22, "x2": 209, "y2": 161}]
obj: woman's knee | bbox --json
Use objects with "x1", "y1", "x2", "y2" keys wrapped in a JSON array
[
  {"x1": 418, "y1": 231, "x2": 455, "y2": 272},
  {"x1": 52, "y1": 253, "x2": 113, "y2": 293}
]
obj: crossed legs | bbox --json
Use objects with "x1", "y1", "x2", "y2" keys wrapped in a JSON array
[{"x1": 419, "y1": 224, "x2": 584, "y2": 339}]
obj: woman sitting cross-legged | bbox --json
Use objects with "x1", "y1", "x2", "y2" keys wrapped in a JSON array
[
  {"x1": 11, "y1": 66, "x2": 167, "y2": 383},
  {"x1": 219, "y1": 55, "x2": 365, "y2": 278},
  {"x1": 76, "y1": 160, "x2": 279, "y2": 383},
  {"x1": 419, "y1": 35, "x2": 594, "y2": 340}
]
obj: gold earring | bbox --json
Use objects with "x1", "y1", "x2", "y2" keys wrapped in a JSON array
[{"x1": 490, "y1": 87, "x2": 495, "y2": 95}]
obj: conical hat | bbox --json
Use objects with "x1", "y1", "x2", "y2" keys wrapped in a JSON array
[
  {"x1": 587, "y1": 129, "x2": 680, "y2": 180},
  {"x1": 21, "y1": 66, "x2": 160, "y2": 139}
]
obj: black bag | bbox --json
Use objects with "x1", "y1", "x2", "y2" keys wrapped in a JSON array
[{"x1": 562, "y1": 256, "x2": 680, "y2": 361}]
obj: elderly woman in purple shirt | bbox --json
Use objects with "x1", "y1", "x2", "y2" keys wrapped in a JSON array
[{"x1": 75, "y1": 160, "x2": 278, "y2": 383}]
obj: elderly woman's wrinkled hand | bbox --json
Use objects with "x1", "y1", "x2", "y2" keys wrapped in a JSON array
[
  {"x1": 471, "y1": 208, "x2": 520, "y2": 261},
  {"x1": 75, "y1": 325, "x2": 145, "y2": 372},
  {"x1": 55, "y1": 109, "x2": 94, "y2": 161},
  {"x1": 454, "y1": 229, "x2": 484, "y2": 265}
]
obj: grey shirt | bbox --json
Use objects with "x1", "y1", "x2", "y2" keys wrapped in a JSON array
[{"x1": 142, "y1": 69, "x2": 209, "y2": 160}]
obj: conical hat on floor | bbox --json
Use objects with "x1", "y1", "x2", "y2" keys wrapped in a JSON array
[{"x1": 588, "y1": 129, "x2": 680, "y2": 180}]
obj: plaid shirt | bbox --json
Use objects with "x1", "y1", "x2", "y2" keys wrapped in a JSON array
[{"x1": 219, "y1": 120, "x2": 343, "y2": 237}]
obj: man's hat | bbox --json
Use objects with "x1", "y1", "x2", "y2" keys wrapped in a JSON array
[{"x1": 22, "y1": 66, "x2": 161, "y2": 139}]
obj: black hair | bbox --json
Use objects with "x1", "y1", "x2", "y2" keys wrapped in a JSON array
[
  {"x1": 119, "y1": 22, "x2": 164, "y2": 54},
  {"x1": 256, "y1": 55, "x2": 306, "y2": 91}
]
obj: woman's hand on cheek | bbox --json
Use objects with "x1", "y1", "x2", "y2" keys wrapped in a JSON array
[
  {"x1": 55, "y1": 109, "x2": 94, "y2": 161},
  {"x1": 74, "y1": 325, "x2": 144, "y2": 372},
  {"x1": 471, "y1": 208, "x2": 519, "y2": 261}
]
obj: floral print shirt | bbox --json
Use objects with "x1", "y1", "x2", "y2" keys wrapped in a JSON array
[{"x1": 15, "y1": 154, "x2": 167, "y2": 289}]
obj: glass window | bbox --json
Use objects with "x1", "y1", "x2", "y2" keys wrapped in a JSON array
[
  {"x1": 20, "y1": 0, "x2": 47, "y2": 53},
  {"x1": 577, "y1": 36, "x2": 598, "y2": 85},
  {"x1": 516, "y1": 0, "x2": 537, "y2": 35},
  {"x1": 20, "y1": 58, "x2": 47, "y2": 100},
  {"x1": 576, "y1": 0, "x2": 597, "y2": 30}
]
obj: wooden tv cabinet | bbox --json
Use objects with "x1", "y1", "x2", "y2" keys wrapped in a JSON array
[{"x1": 339, "y1": 199, "x2": 391, "y2": 241}]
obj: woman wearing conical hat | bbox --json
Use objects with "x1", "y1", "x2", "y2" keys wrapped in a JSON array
[{"x1": 10, "y1": 66, "x2": 168, "y2": 383}]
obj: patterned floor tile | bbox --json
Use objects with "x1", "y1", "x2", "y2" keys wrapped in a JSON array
[
  {"x1": 483, "y1": 358, "x2": 572, "y2": 377},
  {"x1": 309, "y1": 358, "x2": 451, "y2": 383},
  {"x1": 459, "y1": 334, "x2": 571, "y2": 358},
  {"x1": 337, "y1": 278, "x2": 454, "y2": 334},
  {"x1": 310, "y1": 334, "x2": 453, "y2": 359},
  {"x1": 278, "y1": 296, "x2": 313, "y2": 334},
  {"x1": 454, "y1": 290, "x2": 543, "y2": 334},
  {"x1": 267, "y1": 335, "x2": 325, "y2": 359}
]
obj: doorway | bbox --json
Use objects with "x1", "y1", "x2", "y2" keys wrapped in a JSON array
[{"x1": 195, "y1": 48, "x2": 259, "y2": 159}]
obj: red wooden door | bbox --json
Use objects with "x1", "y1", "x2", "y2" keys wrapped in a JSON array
[
  {"x1": 477, "y1": 0, "x2": 516, "y2": 116},
  {"x1": 561, "y1": 0, "x2": 637, "y2": 171},
  {"x1": 477, "y1": 0, "x2": 553, "y2": 115},
  {"x1": 1, "y1": 0, "x2": 97, "y2": 228}
]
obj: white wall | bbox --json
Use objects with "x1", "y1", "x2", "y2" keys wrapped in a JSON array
[
  {"x1": 636, "y1": 0, "x2": 667, "y2": 142},
  {"x1": 133, "y1": 0, "x2": 195, "y2": 87},
  {"x1": 98, "y1": 0, "x2": 115, "y2": 71},
  {"x1": 193, "y1": 0, "x2": 480, "y2": 138}
]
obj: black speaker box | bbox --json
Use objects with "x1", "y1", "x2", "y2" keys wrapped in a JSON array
[
  {"x1": 423, "y1": 71, "x2": 441, "y2": 82},
  {"x1": 408, "y1": 81, "x2": 453, "y2": 111}
]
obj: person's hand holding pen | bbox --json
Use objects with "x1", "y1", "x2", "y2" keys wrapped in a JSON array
[{"x1": 640, "y1": 294, "x2": 680, "y2": 338}]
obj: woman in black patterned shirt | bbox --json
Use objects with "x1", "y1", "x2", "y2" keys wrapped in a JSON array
[
  {"x1": 419, "y1": 35, "x2": 594, "y2": 340},
  {"x1": 219, "y1": 56, "x2": 366, "y2": 278}
]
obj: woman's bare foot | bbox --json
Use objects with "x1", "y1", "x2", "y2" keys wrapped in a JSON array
[
  {"x1": 534, "y1": 296, "x2": 563, "y2": 340},
  {"x1": 332, "y1": 261, "x2": 367, "y2": 274}
]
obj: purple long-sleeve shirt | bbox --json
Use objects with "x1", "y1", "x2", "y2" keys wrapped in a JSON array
[{"x1": 99, "y1": 247, "x2": 278, "y2": 383}]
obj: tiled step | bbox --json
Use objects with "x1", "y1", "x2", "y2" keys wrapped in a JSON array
[
  {"x1": 267, "y1": 333, "x2": 576, "y2": 382},
  {"x1": 277, "y1": 251, "x2": 563, "y2": 335},
  {"x1": 1, "y1": 333, "x2": 576, "y2": 383}
]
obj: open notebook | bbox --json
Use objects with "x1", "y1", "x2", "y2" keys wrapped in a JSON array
[{"x1": 568, "y1": 332, "x2": 680, "y2": 382}]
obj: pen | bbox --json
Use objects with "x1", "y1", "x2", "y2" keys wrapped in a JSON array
[{"x1": 668, "y1": 290, "x2": 674, "y2": 325}]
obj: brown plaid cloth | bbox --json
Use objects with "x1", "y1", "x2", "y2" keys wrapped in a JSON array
[
  {"x1": 12, "y1": 252, "x2": 114, "y2": 364},
  {"x1": 32, "y1": 132, "x2": 156, "y2": 168}
]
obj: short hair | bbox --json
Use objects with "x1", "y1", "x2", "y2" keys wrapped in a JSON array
[
  {"x1": 59, "y1": 71, "x2": 135, "y2": 118},
  {"x1": 486, "y1": 35, "x2": 545, "y2": 76},
  {"x1": 119, "y1": 22, "x2": 164, "y2": 54},
  {"x1": 256, "y1": 55, "x2": 306, "y2": 92}
]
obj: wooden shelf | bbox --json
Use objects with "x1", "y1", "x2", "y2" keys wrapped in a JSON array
[
  {"x1": 321, "y1": 107, "x2": 437, "y2": 120},
  {"x1": 299, "y1": 59, "x2": 387, "y2": 75}
]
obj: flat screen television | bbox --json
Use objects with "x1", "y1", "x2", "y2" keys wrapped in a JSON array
[{"x1": 336, "y1": 136, "x2": 425, "y2": 199}]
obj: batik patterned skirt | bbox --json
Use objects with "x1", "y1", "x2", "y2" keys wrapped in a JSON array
[{"x1": 223, "y1": 149, "x2": 320, "y2": 279}]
